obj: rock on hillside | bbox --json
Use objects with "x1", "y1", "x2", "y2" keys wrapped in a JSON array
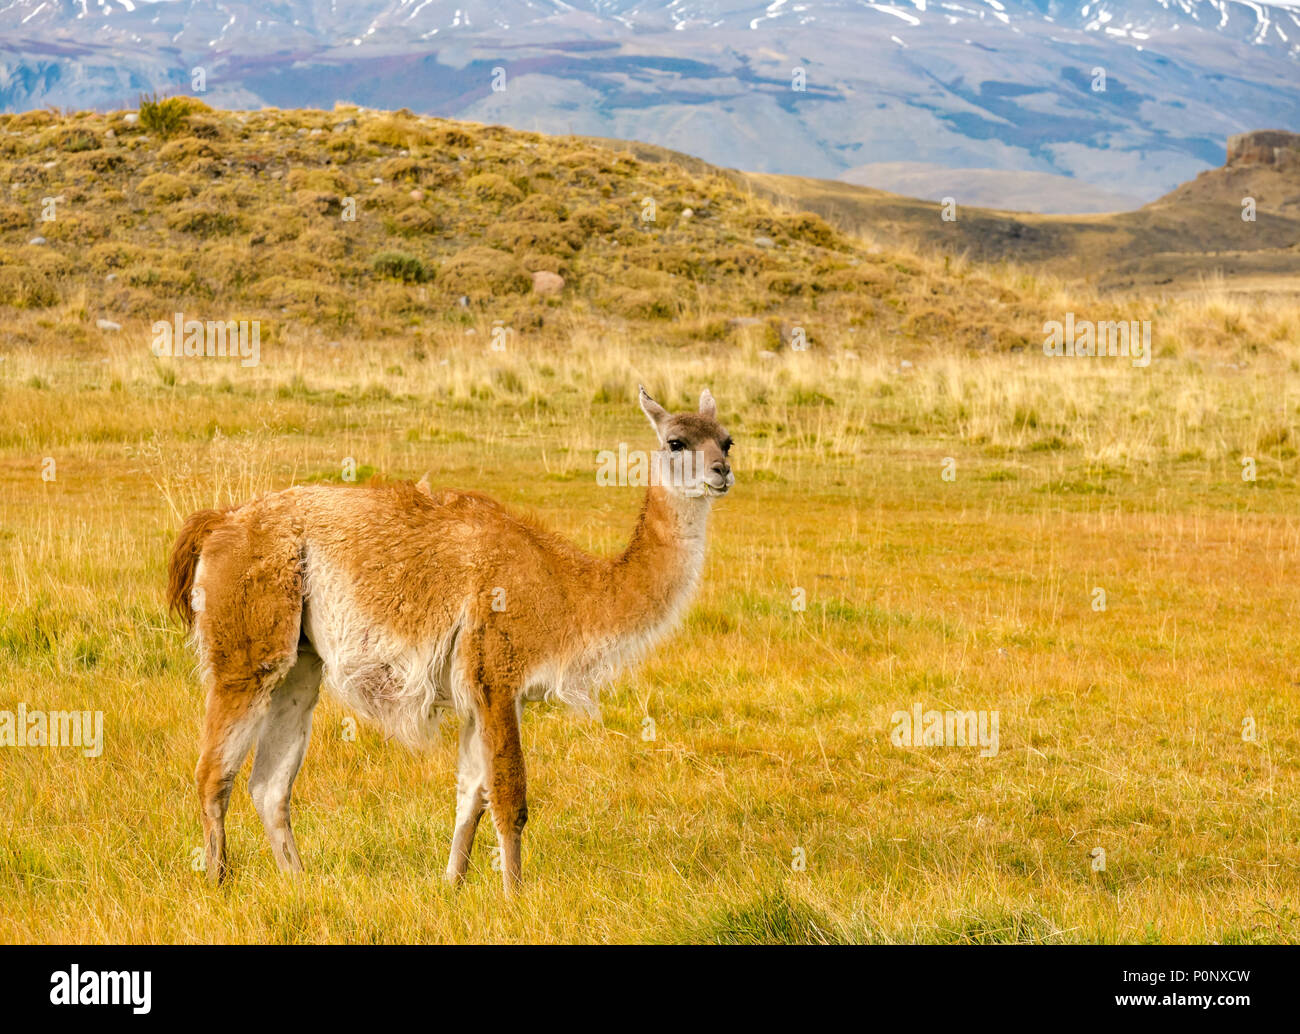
[
  {"x1": 1160, "y1": 130, "x2": 1300, "y2": 214},
  {"x1": 1226, "y1": 131, "x2": 1300, "y2": 169}
]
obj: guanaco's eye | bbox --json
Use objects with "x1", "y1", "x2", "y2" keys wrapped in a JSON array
[
  {"x1": 721, "y1": 438, "x2": 733, "y2": 454},
  {"x1": 667, "y1": 439, "x2": 686, "y2": 452}
]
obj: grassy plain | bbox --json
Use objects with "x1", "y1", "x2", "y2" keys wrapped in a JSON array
[{"x1": 3, "y1": 326, "x2": 1300, "y2": 943}]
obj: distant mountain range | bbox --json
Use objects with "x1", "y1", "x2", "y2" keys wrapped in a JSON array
[{"x1": 2, "y1": 1, "x2": 1298, "y2": 210}]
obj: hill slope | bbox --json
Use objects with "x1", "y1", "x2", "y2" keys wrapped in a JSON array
[
  {"x1": 0, "y1": 101, "x2": 1061, "y2": 356},
  {"x1": 0, "y1": 104, "x2": 1294, "y2": 363}
]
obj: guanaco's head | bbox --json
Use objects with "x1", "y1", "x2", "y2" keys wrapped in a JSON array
[{"x1": 638, "y1": 385, "x2": 734, "y2": 499}]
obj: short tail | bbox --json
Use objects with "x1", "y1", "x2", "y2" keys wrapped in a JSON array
[{"x1": 167, "y1": 509, "x2": 228, "y2": 627}]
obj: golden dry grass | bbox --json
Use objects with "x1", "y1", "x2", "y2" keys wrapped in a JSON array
[{"x1": 3, "y1": 323, "x2": 1300, "y2": 944}]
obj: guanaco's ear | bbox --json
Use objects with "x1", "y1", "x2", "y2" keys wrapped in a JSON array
[
  {"x1": 699, "y1": 388, "x2": 717, "y2": 420},
  {"x1": 639, "y1": 384, "x2": 670, "y2": 441}
]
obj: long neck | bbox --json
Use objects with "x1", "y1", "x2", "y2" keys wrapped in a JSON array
[{"x1": 597, "y1": 485, "x2": 710, "y2": 641}]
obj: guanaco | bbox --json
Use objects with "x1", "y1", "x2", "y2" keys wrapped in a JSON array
[{"x1": 167, "y1": 387, "x2": 734, "y2": 892}]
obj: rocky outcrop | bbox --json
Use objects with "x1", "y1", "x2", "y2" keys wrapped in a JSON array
[{"x1": 1226, "y1": 131, "x2": 1300, "y2": 168}]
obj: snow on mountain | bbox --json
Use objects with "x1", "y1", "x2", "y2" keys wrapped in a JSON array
[{"x1": 0, "y1": 1, "x2": 1296, "y2": 203}]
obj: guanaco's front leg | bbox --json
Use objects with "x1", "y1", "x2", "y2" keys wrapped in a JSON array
[{"x1": 483, "y1": 691, "x2": 527, "y2": 894}]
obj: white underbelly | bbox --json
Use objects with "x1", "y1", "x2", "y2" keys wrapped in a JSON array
[{"x1": 300, "y1": 578, "x2": 459, "y2": 747}]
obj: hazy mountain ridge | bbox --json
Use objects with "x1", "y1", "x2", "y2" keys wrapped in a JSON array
[
  {"x1": 735, "y1": 127, "x2": 1300, "y2": 292},
  {"x1": 1, "y1": 0, "x2": 1298, "y2": 205}
]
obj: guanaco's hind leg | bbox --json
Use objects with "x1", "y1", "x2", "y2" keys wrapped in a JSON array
[
  {"x1": 249, "y1": 648, "x2": 322, "y2": 873},
  {"x1": 445, "y1": 707, "x2": 488, "y2": 884},
  {"x1": 195, "y1": 683, "x2": 272, "y2": 885},
  {"x1": 191, "y1": 518, "x2": 305, "y2": 885}
]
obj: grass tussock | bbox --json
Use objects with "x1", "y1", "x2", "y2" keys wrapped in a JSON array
[{"x1": 668, "y1": 888, "x2": 845, "y2": 945}]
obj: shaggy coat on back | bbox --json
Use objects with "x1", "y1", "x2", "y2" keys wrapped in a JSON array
[{"x1": 168, "y1": 388, "x2": 734, "y2": 892}]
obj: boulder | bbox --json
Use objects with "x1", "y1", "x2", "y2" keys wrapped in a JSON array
[{"x1": 531, "y1": 270, "x2": 565, "y2": 296}]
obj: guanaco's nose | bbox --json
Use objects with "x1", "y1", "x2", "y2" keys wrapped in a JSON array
[{"x1": 712, "y1": 459, "x2": 731, "y2": 480}]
